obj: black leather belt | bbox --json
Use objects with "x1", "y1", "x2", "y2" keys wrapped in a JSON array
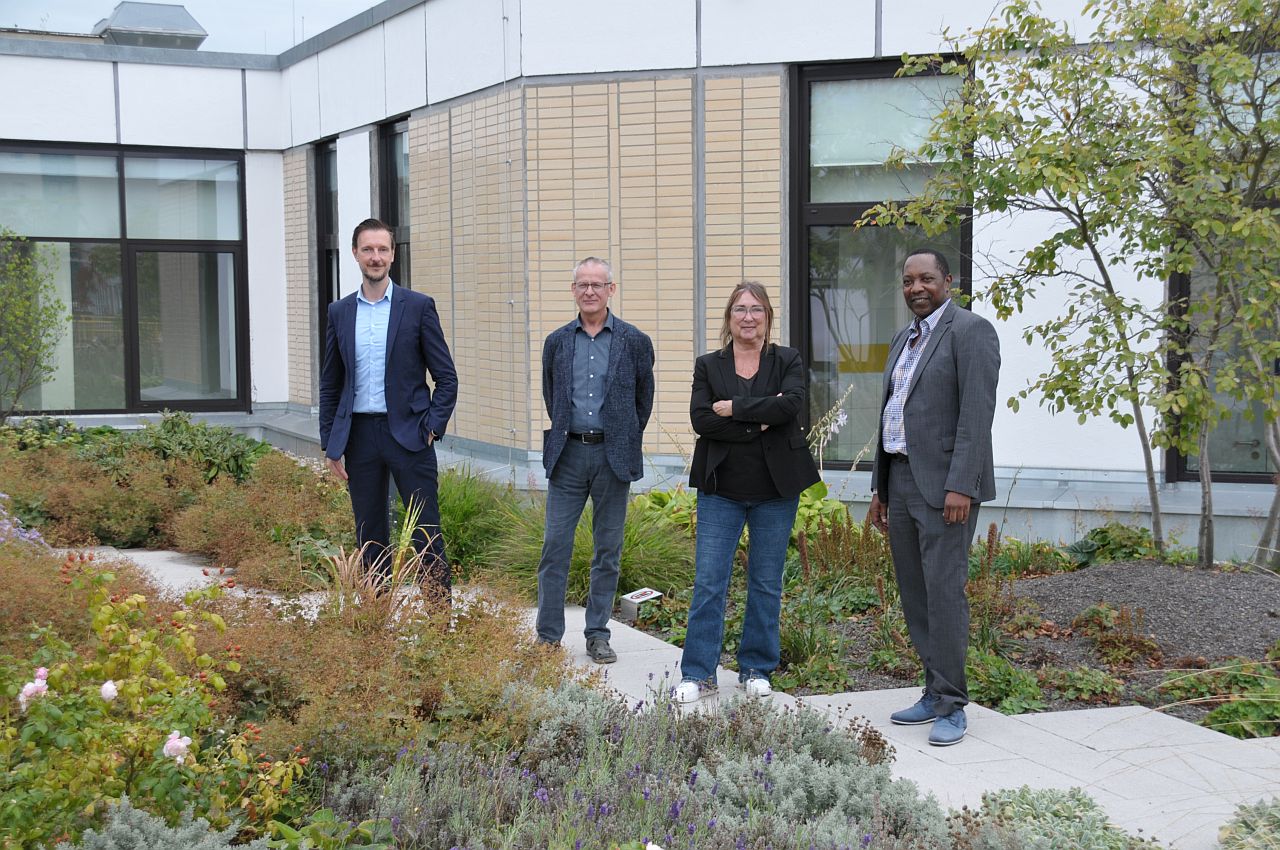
[
  {"x1": 890, "y1": 453, "x2": 909, "y2": 463},
  {"x1": 568, "y1": 432, "x2": 605, "y2": 444}
]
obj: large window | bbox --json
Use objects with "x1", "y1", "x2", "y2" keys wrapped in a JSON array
[
  {"x1": 0, "y1": 144, "x2": 246, "y2": 414},
  {"x1": 792, "y1": 62, "x2": 967, "y2": 467},
  {"x1": 379, "y1": 119, "x2": 411, "y2": 288}
]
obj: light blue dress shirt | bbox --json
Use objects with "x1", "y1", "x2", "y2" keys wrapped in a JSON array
[
  {"x1": 881, "y1": 298, "x2": 949, "y2": 455},
  {"x1": 353, "y1": 281, "x2": 394, "y2": 414}
]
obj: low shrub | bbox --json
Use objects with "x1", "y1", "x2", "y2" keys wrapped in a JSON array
[
  {"x1": 1038, "y1": 666, "x2": 1125, "y2": 705},
  {"x1": 435, "y1": 466, "x2": 520, "y2": 576},
  {"x1": 1159, "y1": 650, "x2": 1280, "y2": 739},
  {"x1": 481, "y1": 496, "x2": 695, "y2": 603},
  {"x1": 0, "y1": 564, "x2": 306, "y2": 847},
  {"x1": 976, "y1": 786, "x2": 1160, "y2": 848},
  {"x1": 53, "y1": 796, "x2": 269, "y2": 850},
  {"x1": 1064, "y1": 522, "x2": 1164, "y2": 567},
  {"x1": 0, "y1": 441, "x2": 203, "y2": 547},
  {"x1": 318, "y1": 682, "x2": 941, "y2": 850},
  {"x1": 967, "y1": 649, "x2": 1045, "y2": 715},
  {"x1": 1219, "y1": 797, "x2": 1280, "y2": 849},
  {"x1": 170, "y1": 451, "x2": 352, "y2": 590}
]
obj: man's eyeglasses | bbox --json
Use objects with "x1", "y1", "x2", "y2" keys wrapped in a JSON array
[
  {"x1": 731, "y1": 305, "x2": 767, "y2": 317},
  {"x1": 573, "y1": 282, "x2": 609, "y2": 292}
]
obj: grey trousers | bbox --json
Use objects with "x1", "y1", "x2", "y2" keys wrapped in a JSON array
[{"x1": 886, "y1": 458, "x2": 980, "y2": 716}]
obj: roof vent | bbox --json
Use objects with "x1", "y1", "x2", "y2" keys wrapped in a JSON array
[{"x1": 91, "y1": 2, "x2": 207, "y2": 49}]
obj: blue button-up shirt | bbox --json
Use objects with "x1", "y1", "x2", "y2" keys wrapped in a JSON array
[
  {"x1": 881, "y1": 299, "x2": 949, "y2": 454},
  {"x1": 352, "y1": 282, "x2": 393, "y2": 414},
  {"x1": 570, "y1": 311, "x2": 614, "y2": 433}
]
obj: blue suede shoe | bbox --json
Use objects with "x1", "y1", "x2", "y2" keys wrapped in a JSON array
[
  {"x1": 928, "y1": 708, "x2": 967, "y2": 746},
  {"x1": 890, "y1": 691, "x2": 938, "y2": 726}
]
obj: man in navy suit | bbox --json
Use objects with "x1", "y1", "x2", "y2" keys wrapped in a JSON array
[
  {"x1": 868, "y1": 248, "x2": 1000, "y2": 746},
  {"x1": 318, "y1": 218, "x2": 458, "y2": 596},
  {"x1": 536, "y1": 257, "x2": 654, "y2": 662}
]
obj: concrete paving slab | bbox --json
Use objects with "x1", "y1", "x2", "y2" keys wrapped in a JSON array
[
  {"x1": 1015, "y1": 705, "x2": 1230, "y2": 750},
  {"x1": 112, "y1": 548, "x2": 223, "y2": 599},
  {"x1": 1115, "y1": 743, "x2": 1280, "y2": 793}
]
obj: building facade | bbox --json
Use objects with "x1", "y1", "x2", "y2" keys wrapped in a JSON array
[{"x1": 0, "y1": 0, "x2": 1270, "y2": 557}]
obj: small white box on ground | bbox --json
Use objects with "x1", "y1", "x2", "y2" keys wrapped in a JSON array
[{"x1": 619, "y1": 587, "x2": 663, "y2": 621}]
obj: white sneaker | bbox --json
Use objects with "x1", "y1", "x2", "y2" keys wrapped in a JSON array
[
  {"x1": 674, "y1": 680, "x2": 716, "y2": 704},
  {"x1": 742, "y1": 677, "x2": 773, "y2": 699}
]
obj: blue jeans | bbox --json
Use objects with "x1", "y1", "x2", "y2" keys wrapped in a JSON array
[
  {"x1": 679, "y1": 492, "x2": 799, "y2": 683},
  {"x1": 535, "y1": 440, "x2": 631, "y2": 642}
]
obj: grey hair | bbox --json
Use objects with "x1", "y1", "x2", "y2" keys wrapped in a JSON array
[{"x1": 573, "y1": 257, "x2": 613, "y2": 283}]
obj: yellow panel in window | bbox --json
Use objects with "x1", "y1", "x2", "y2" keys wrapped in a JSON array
[{"x1": 838, "y1": 343, "x2": 890, "y2": 373}]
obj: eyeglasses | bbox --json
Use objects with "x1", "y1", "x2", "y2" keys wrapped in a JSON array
[
  {"x1": 573, "y1": 282, "x2": 609, "y2": 293},
  {"x1": 731, "y1": 305, "x2": 767, "y2": 317}
]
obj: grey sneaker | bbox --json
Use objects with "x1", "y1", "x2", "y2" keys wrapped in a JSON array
[
  {"x1": 928, "y1": 708, "x2": 967, "y2": 746},
  {"x1": 890, "y1": 691, "x2": 939, "y2": 725},
  {"x1": 586, "y1": 637, "x2": 617, "y2": 664}
]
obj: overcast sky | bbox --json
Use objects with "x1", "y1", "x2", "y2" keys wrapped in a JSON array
[{"x1": 0, "y1": 0, "x2": 382, "y2": 53}]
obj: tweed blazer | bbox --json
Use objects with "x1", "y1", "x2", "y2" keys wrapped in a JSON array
[
  {"x1": 541, "y1": 313, "x2": 655, "y2": 482},
  {"x1": 688, "y1": 343, "x2": 821, "y2": 499},
  {"x1": 870, "y1": 303, "x2": 1000, "y2": 509}
]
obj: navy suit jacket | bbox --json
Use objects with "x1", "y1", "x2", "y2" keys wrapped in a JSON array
[
  {"x1": 318, "y1": 284, "x2": 458, "y2": 461},
  {"x1": 870, "y1": 303, "x2": 1000, "y2": 509},
  {"x1": 541, "y1": 314, "x2": 655, "y2": 483}
]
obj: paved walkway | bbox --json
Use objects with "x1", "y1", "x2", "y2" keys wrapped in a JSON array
[{"x1": 116, "y1": 549, "x2": 1277, "y2": 850}]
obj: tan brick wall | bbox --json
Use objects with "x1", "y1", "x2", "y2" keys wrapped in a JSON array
[
  {"x1": 283, "y1": 146, "x2": 313, "y2": 406},
  {"x1": 704, "y1": 75, "x2": 785, "y2": 351},
  {"x1": 527, "y1": 78, "x2": 698, "y2": 459},
  {"x1": 409, "y1": 88, "x2": 527, "y2": 450}
]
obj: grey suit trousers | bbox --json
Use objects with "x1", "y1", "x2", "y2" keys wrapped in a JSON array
[{"x1": 887, "y1": 458, "x2": 979, "y2": 716}]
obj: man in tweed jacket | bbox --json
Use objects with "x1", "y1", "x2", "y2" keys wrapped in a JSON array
[{"x1": 536, "y1": 257, "x2": 655, "y2": 663}]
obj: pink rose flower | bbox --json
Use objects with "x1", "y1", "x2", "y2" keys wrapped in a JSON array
[
  {"x1": 18, "y1": 679, "x2": 48, "y2": 712},
  {"x1": 100, "y1": 680, "x2": 118, "y2": 702},
  {"x1": 34, "y1": 667, "x2": 48, "y2": 681},
  {"x1": 163, "y1": 730, "x2": 192, "y2": 764}
]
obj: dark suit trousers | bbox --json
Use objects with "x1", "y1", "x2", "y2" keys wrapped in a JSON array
[
  {"x1": 345, "y1": 413, "x2": 448, "y2": 593},
  {"x1": 886, "y1": 458, "x2": 979, "y2": 716}
]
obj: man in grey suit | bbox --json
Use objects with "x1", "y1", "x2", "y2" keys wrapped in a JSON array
[
  {"x1": 536, "y1": 257, "x2": 655, "y2": 663},
  {"x1": 868, "y1": 248, "x2": 1000, "y2": 746}
]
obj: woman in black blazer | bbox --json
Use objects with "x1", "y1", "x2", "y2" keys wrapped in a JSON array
[{"x1": 674, "y1": 282, "x2": 821, "y2": 704}]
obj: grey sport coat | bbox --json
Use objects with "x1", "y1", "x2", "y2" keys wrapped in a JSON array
[
  {"x1": 871, "y1": 303, "x2": 1000, "y2": 509},
  {"x1": 541, "y1": 313, "x2": 655, "y2": 482}
]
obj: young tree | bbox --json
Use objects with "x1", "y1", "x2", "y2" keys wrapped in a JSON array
[
  {"x1": 864, "y1": 0, "x2": 1280, "y2": 565},
  {"x1": 0, "y1": 229, "x2": 67, "y2": 425}
]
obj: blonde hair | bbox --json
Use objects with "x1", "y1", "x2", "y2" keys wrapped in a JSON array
[{"x1": 719, "y1": 281, "x2": 774, "y2": 350}]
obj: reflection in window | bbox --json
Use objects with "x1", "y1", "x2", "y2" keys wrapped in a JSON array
[
  {"x1": 15, "y1": 242, "x2": 126, "y2": 412},
  {"x1": 0, "y1": 153, "x2": 120, "y2": 239},
  {"x1": 136, "y1": 251, "x2": 237, "y2": 401},
  {"x1": 124, "y1": 158, "x2": 240, "y2": 240},
  {"x1": 809, "y1": 75, "x2": 960, "y2": 203},
  {"x1": 808, "y1": 226, "x2": 962, "y2": 463}
]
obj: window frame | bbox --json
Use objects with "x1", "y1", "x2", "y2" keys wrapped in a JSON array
[
  {"x1": 0, "y1": 139, "x2": 249, "y2": 415},
  {"x1": 788, "y1": 59, "x2": 973, "y2": 471}
]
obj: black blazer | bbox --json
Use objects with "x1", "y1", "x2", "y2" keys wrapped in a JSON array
[{"x1": 688, "y1": 343, "x2": 821, "y2": 498}]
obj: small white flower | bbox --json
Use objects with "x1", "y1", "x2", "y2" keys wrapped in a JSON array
[{"x1": 100, "y1": 680, "x2": 118, "y2": 702}]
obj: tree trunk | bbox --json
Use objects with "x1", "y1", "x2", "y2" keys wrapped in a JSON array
[
  {"x1": 1125, "y1": 369, "x2": 1165, "y2": 557},
  {"x1": 1196, "y1": 425, "x2": 1214, "y2": 569},
  {"x1": 1253, "y1": 420, "x2": 1280, "y2": 570}
]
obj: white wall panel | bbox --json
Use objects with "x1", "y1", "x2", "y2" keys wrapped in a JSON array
[
  {"x1": 245, "y1": 69, "x2": 289, "y2": 150},
  {"x1": 336, "y1": 131, "x2": 373, "y2": 297},
  {"x1": 244, "y1": 152, "x2": 289, "y2": 403},
  {"x1": 318, "y1": 27, "x2": 389, "y2": 137},
  {"x1": 118, "y1": 64, "x2": 243, "y2": 148},
  {"x1": 426, "y1": 0, "x2": 519, "y2": 104},
  {"x1": 701, "y1": 0, "x2": 875, "y2": 66},
  {"x1": 285, "y1": 56, "x2": 321, "y2": 146},
  {"x1": 0, "y1": 56, "x2": 116, "y2": 143},
  {"x1": 885, "y1": 0, "x2": 1097, "y2": 57},
  {"x1": 521, "y1": 0, "x2": 695, "y2": 75},
  {"x1": 384, "y1": 6, "x2": 428, "y2": 116},
  {"x1": 975, "y1": 211, "x2": 1157, "y2": 474}
]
